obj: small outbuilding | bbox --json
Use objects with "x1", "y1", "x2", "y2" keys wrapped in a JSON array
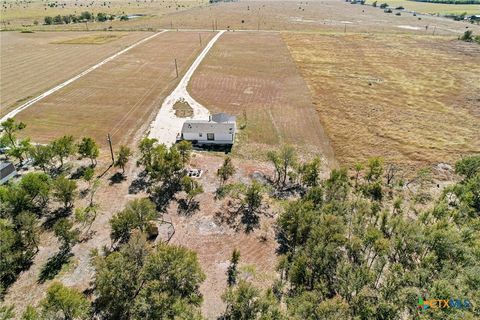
[
  {"x1": 0, "y1": 161, "x2": 17, "y2": 185},
  {"x1": 177, "y1": 113, "x2": 236, "y2": 146}
]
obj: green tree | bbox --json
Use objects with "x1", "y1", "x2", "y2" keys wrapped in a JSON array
[
  {"x1": 460, "y1": 30, "x2": 474, "y2": 42},
  {"x1": 51, "y1": 135, "x2": 76, "y2": 168},
  {"x1": 19, "y1": 172, "x2": 51, "y2": 209},
  {"x1": 62, "y1": 15, "x2": 71, "y2": 24},
  {"x1": 79, "y1": 11, "x2": 92, "y2": 21},
  {"x1": 217, "y1": 156, "x2": 236, "y2": 186},
  {"x1": 53, "y1": 15, "x2": 63, "y2": 24},
  {"x1": 176, "y1": 140, "x2": 192, "y2": 165},
  {"x1": 110, "y1": 198, "x2": 159, "y2": 244},
  {"x1": 180, "y1": 176, "x2": 203, "y2": 212},
  {"x1": 137, "y1": 137, "x2": 158, "y2": 172},
  {"x1": 222, "y1": 280, "x2": 285, "y2": 320},
  {"x1": 44, "y1": 16, "x2": 53, "y2": 25},
  {"x1": 41, "y1": 282, "x2": 89, "y2": 320},
  {"x1": 267, "y1": 145, "x2": 297, "y2": 187},
  {"x1": 0, "y1": 118, "x2": 26, "y2": 147},
  {"x1": 82, "y1": 167, "x2": 94, "y2": 188},
  {"x1": 53, "y1": 218, "x2": 79, "y2": 250},
  {"x1": 30, "y1": 144, "x2": 53, "y2": 173},
  {"x1": 52, "y1": 176, "x2": 78, "y2": 210},
  {"x1": 8, "y1": 138, "x2": 32, "y2": 164},
  {"x1": 227, "y1": 249, "x2": 240, "y2": 287},
  {"x1": 298, "y1": 157, "x2": 321, "y2": 188},
  {"x1": 74, "y1": 205, "x2": 98, "y2": 238},
  {"x1": 96, "y1": 12, "x2": 108, "y2": 22},
  {"x1": 93, "y1": 232, "x2": 205, "y2": 319},
  {"x1": 77, "y1": 137, "x2": 99, "y2": 166},
  {"x1": 218, "y1": 182, "x2": 266, "y2": 232},
  {"x1": 115, "y1": 145, "x2": 132, "y2": 174},
  {"x1": 455, "y1": 155, "x2": 480, "y2": 180}
]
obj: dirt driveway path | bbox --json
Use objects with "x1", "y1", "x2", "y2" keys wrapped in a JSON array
[{"x1": 148, "y1": 30, "x2": 226, "y2": 145}]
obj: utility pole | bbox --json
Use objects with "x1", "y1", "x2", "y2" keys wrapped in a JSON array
[
  {"x1": 170, "y1": 20, "x2": 173, "y2": 29},
  {"x1": 432, "y1": 26, "x2": 436, "y2": 36},
  {"x1": 212, "y1": 20, "x2": 215, "y2": 31},
  {"x1": 107, "y1": 133, "x2": 114, "y2": 164},
  {"x1": 174, "y1": 58, "x2": 178, "y2": 78},
  {"x1": 199, "y1": 33, "x2": 202, "y2": 46},
  {"x1": 344, "y1": 23, "x2": 347, "y2": 33}
]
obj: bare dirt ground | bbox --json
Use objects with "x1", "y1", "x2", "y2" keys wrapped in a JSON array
[
  {"x1": 168, "y1": 153, "x2": 279, "y2": 319},
  {"x1": 283, "y1": 32, "x2": 480, "y2": 169},
  {"x1": 0, "y1": 31, "x2": 150, "y2": 116},
  {"x1": 14, "y1": 31, "x2": 215, "y2": 149},
  {"x1": 189, "y1": 31, "x2": 336, "y2": 167}
]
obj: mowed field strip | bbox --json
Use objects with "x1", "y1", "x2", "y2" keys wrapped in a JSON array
[
  {"x1": 0, "y1": 31, "x2": 151, "y2": 116},
  {"x1": 15, "y1": 31, "x2": 215, "y2": 148},
  {"x1": 1, "y1": 31, "x2": 165, "y2": 121},
  {"x1": 188, "y1": 31, "x2": 336, "y2": 166},
  {"x1": 283, "y1": 32, "x2": 480, "y2": 168}
]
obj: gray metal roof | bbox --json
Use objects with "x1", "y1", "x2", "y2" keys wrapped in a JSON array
[
  {"x1": 181, "y1": 121, "x2": 235, "y2": 134},
  {"x1": 0, "y1": 161, "x2": 16, "y2": 185},
  {"x1": 211, "y1": 113, "x2": 236, "y2": 123}
]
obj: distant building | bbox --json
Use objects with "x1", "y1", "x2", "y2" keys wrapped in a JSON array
[
  {"x1": 178, "y1": 113, "x2": 236, "y2": 146},
  {"x1": 0, "y1": 161, "x2": 17, "y2": 185}
]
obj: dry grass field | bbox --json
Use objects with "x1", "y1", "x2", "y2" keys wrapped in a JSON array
[
  {"x1": 283, "y1": 32, "x2": 480, "y2": 169},
  {"x1": 1, "y1": 0, "x2": 207, "y2": 28},
  {"x1": 15, "y1": 31, "x2": 215, "y2": 149},
  {"x1": 3, "y1": 0, "x2": 478, "y2": 35},
  {"x1": 144, "y1": 0, "x2": 480, "y2": 34},
  {"x1": 189, "y1": 31, "x2": 336, "y2": 166},
  {"x1": 0, "y1": 31, "x2": 150, "y2": 115},
  {"x1": 386, "y1": 0, "x2": 480, "y2": 15}
]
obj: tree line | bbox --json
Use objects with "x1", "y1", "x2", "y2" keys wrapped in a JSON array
[{"x1": 43, "y1": 11, "x2": 127, "y2": 25}]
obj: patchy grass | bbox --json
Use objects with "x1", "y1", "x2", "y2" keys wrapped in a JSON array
[
  {"x1": 53, "y1": 33, "x2": 126, "y2": 44},
  {"x1": 283, "y1": 32, "x2": 480, "y2": 169}
]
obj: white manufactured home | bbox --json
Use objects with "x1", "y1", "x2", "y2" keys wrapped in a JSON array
[{"x1": 177, "y1": 113, "x2": 236, "y2": 146}]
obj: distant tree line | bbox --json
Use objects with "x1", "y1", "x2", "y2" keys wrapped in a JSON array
[
  {"x1": 410, "y1": 0, "x2": 479, "y2": 3},
  {"x1": 209, "y1": 0, "x2": 238, "y2": 4},
  {"x1": 43, "y1": 11, "x2": 117, "y2": 25}
]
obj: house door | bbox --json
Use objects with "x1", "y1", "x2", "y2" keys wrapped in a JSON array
[{"x1": 207, "y1": 133, "x2": 215, "y2": 141}]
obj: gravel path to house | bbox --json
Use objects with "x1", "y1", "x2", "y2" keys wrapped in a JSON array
[{"x1": 148, "y1": 30, "x2": 226, "y2": 145}]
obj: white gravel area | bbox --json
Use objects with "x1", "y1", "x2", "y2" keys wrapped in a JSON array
[{"x1": 148, "y1": 30, "x2": 226, "y2": 145}]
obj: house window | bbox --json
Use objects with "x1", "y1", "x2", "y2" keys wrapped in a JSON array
[
  {"x1": 207, "y1": 133, "x2": 214, "y2": 141},
  {"x1": 199, "y1": 133, "x2": 203, "y2": 137}
]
